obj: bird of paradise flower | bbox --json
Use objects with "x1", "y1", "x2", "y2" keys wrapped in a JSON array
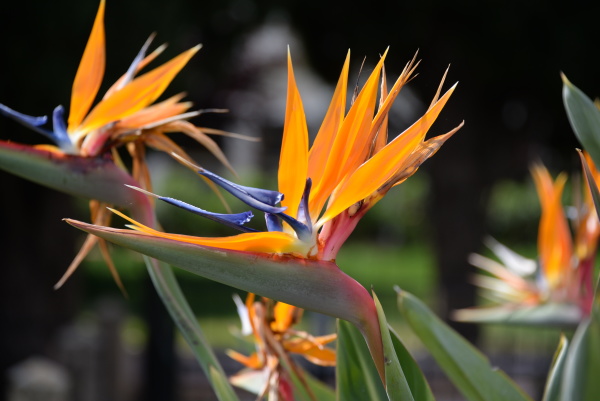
[
  {"x1": 0, "y1": 0, "x2": 245, "y2": 292},
  {"x1": 454, "y1": 161, "x2": 597, "y2": 325},
  {"x1": 67, "y1": 48, "x2": 462, "y2": 380},
  {"x1": 227, "y1": 293, "x2": 336, "y2": 400},
  {"x1": 104, "y1": 49, "x2": 462, "y2": 260}
]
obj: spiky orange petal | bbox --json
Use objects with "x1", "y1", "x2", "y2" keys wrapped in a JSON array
[
  {"x1": 77, "y1": 45, "x2": 200, "y2": 135},
  {"x1": 68, "y1": 0, "x2": 106, "y2": 132},
  {"x1": 271, "y1": 302, "x2": 297, "y2": 333},
  {"x1": 306, "y1": 52, "x2": 350, "y2": 220},
  {"x1": 278, "y1": 50, "x2": 309, "y2": 220},
  {"x1": 317, "y1": 83, "x2": 456, "y2": 226},
  {"x1": 115, "y1": 93, "x2": 191, "y2": 129},
  {"x1": 104, "y1": 41, "x2": 167, "y2": 98},
  {"x1": 108, "y1": 208, "x2": 299, "y2": 253},
  {"x1": 531, "y1": 165, "x2": 573, "y2": 288},
  {"x1": 226, "y1": 350, "x2": 264, "y2": 369},
  {"x1": 312, "y1": 50, "x2": 388, "y2": 207}
]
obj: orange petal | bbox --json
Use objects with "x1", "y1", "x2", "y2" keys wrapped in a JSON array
[
  {"x1": 306, "y1": 52, "x2": 350, "y2": 219},
  {"x1": 108, "y1": 208, "x2": 299, "y2": 253},
  {"x1": 78, "y1": 45, "x2": 200, "y2": 135},
  {"x1": 104, "y1": 38, "x2": 167, "y2": 98},
  {"x1": 317, "y1": 83, "x2": 456, "y2": 226},
  {"x1": 388, "y1": 126, "x2": 462, "y2": 189},
  {"x1": 68, "y1": 0, "x2": 106, "y2": 132},
  {"x1": 369, "y1": 55, "x2": 419, "y2": 156},
  {"x1": 226, "y1": 350, "x2": 264, "y2": 369},
  {"x1": 32, "y1": 144, "x2": 64, "y2": 154},
  {"x1": 54, "y1": 199, "x2": 127, "y2": 296},
  {"x1": 531, "y1": 166, "x2": 573, "y2": 287},
  {"x1": 271, "y1": 302, "x2": 298, "y2": 333},
  {"x1": 312, "y1": 50, "x2": 388, "y2": 207},
  {"x1": 372, "y1": 66, "x2": 390, "y2": 155},
  {"x1": 115, "y1": 93, "x2": 191, "y2": 129},
  {"x1": 142, "y1": 131, "x2": 236, "y2": 206},
  {"x1": 278, "y1": 50, "x2": 309, "y2": 220},
  {"x1": 158, "y1": 120, "x2": 237, "y2": 177},
  {"x1": 54, "y1": 232, "x2": 99, "y2": 290},
  {"x1": 284, "y1": 337, "x2": 337, "y2": 366},
  {"x1": 300, "y1": 347, "x2": 336, "y2": 366}
]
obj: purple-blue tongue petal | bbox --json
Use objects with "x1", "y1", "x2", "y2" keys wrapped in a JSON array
[
  {"x1": 51, "y1": 106, "x2": 75, "y2": 151},
  {"x1": 296, "y1": 178, "x2": 313, "y2": 227},
  {"x1": 158, "y1": 196, "x2": 257, "y2": 233},
  {"x1": 0, "y1": 103, "x2": 52, "y2": 137},
  {"x1": 265, "y1": 213, "x2": 283, "y2": 232},
  {"x1": 198, "y1": 169, "x2": 286, "y2": 214},
  {"x1": 0, "y1": 103, "x2": 75, "y2": 152}
]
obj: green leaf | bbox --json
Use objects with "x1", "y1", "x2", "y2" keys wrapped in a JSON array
[
  {"x1": 0, "y1": 141, "x2": 145, "y2": 207},
  {"x1": 577, "y1": 149, "x2": 600, "y2": 224},
  {"x1": 337, "y1": 319, "x2": 388, "y2": 401},
  {"x1": 453, "y1": 303, "x2": 582, "y2": 328},
  {"x1": 542, "y1": 335, "x2": 568, "y2": 401},
  {"x1": 372, "y1": 291, "x2": 415, "y2": 401},
  {"x1": 562, "y1": 74, "x2": 600, "y2": 167},
  {"x1": 396, "y1": 288, "x2": 533, "y2": 401},
  {"x1": 301, "y1": 370, "x2": 336, "y2": 401},
  {"x1": 145, "y1": 257, "x2": 239, "y2": 401},
  {"x1": 278, "y1": 359, "x2": 335, "y2": 401},
  {"x1": 388, "y1": 327, "x2": 435, "y2": 401},
  {"x1": 65, "y1": 219, "x2": 385, "y2": 379},
  {"x1": 559, "y1": 313, "x2": 600, "y2": 400},
  {"x1": 209, "y1": 366, "x2": 239, "y2": 401}
]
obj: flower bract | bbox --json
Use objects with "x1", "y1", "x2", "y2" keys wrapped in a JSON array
[
  {"x1": 0, "y1": 0, "x2": 244, "y2": 291},
  {"x1": 455, "y1": 161, "x2": 598, "y2": 325}
]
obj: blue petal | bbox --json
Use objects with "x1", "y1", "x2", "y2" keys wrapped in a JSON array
[
  {"x1": 158, "y1": 196, "x2": 257, "y2": 233},
  {"x1": 120, "y1": 34, "x2": 156, "y2": 89},
  {"x1": 296, "y1": 178, "x2": 313, "y2": 227},
  {"x1": 0, "y1": 103, "x2": 54, "y2": 138},
  {"x1": 265, "y1": 213, "x2": 283, "y2": 232},
  {"x1": 198, "y1": 169, "x2": 287, "y2": 214},
  {"x1": 51, "y1": 106, "x2": 75, "y2": 151},
  {"x1": 0, "y1": 103, "x2": 76, "y2": 152},
  {"x1": 278, "y1": 213, "x2": 312, "y2": 241}
]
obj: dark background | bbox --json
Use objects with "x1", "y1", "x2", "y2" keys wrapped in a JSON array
[{"x1": 1, "y1": 0, "x2": 598, "y2": 399}]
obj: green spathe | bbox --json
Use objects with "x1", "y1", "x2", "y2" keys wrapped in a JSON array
[
  {"x1": 65, "y1": 218, "x2": 386, "y2": 381},
  {"x1": 0, "y1": 141, "x2": 144, "y2": 207}
]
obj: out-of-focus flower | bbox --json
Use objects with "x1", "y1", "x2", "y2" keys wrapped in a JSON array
[
  {"x1": 67, "y1": 49, "x2": 460, "y2": 380},
  {"x1": 0, "y1": 0, "x2": 240, "y2": 291},
  {"x1": 455, "y1": 162, "x2": 597, "y2": 325},
  {"x1": 227, "y1": 293, "x2": 335, "y2": 399}
]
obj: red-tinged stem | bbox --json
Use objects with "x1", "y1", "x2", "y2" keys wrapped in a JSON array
[
  {"x1": 578, "y1": 255, "x2": 596, "y2": 316},
  {"x1": 318, "y1": 206, "x2": 369, "y2": 261}
]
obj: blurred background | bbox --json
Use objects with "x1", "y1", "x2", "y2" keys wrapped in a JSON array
[{"x1": 0, "y1": 0, "x2": 598, "y2": 400}]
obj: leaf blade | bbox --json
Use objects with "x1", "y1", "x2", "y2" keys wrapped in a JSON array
[
  {"x1": 396, "y1": 288, "x2": 532, "y2": 401},
  {"x1": 373, "y1": 291, "x2": 415, "y2": 401},
  {"x1": 562, "y1": 74, "x2": 600, "y2": 167},
  {"x1": 336, "y1": 319, "x2": 388, "y2": 401},
  {"x1": 542, "y1": 335, "x2": 568, "y2": 401},
  {"x1": 145, "y1": 257, "x2": 239, "y2": 401}
]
